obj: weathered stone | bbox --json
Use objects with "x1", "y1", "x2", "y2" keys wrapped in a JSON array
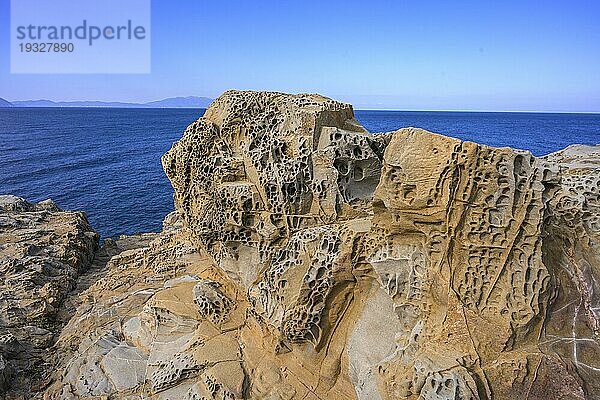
[
  {"x1": 3, "y1": 91, "x2": 599, "y2": 399},
  {"x1": 0, "y1": 196, "x2": 98, "y2": 397},
  {"x1": 158, "y1": 92, "x2": 599, "y2": 399}
]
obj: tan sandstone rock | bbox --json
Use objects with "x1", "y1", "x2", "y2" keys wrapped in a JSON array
[
  {"x1": 0, "y1": 196, "x2": 98, "y2": 398},
  {"x1": 7, "y1": 91, "x2": 599, "y2": 399}
]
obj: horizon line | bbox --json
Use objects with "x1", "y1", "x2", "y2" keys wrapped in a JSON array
[
  {"x1": 5, "y1": 105, "x2": 600, "y2": 114},
  {"x1": 355, "y1": 108, "x2": 600, "y2": 114},
  {"x1": 4, "y1": 96, "x2": 600, "y2": 114}
]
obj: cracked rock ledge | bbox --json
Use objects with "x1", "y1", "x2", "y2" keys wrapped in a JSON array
[{"x1": 1, "y1": 90, "x2": 599, "y2": 400}]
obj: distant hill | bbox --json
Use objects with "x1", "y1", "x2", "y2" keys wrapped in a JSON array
[
  {"x1": 0, "y1": 98, "x2": 13, "y2": 107},
  {"x1": 10, "y1": 96, "x2": 213, "y2": 108},
  {"x1": 143, "y1": 96, "x2": 213, "y2": 108}
]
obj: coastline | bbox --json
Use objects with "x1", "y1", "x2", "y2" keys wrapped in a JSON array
[{"x1": 1, "y1": 91, "x2": 599, "y2": 399}]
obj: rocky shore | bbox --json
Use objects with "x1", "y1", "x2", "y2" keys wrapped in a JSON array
[
  {"x1": 1, "y1": 91, "x2": 599, "y2": 399},
  {"x1": 0, "y1": 196, "x2": 97, "y2": 395}
]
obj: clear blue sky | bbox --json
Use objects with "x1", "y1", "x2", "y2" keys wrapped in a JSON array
[{"x1": 1, "y1": 0, "x2": 599, "y2": 111}]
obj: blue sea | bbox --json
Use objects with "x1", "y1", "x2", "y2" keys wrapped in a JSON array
[{"x1": 1, "y1": 108, "x2": 599, "y2": 238}]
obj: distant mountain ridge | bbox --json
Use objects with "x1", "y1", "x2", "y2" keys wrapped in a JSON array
[
  {"x1": 8, "y1": 96, "x2": 213, "y2": 108},
  {"x1": 0, "y1": 98, "x2": 13, "y2": 107}
]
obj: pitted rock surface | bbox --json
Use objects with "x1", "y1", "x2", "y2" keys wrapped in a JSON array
[
  {"x1": 0, "y1": 196, "x2": 98, "y2": 398},
  {"x1": 3, "y1": 91, "x2": 599, "y2": 399}
]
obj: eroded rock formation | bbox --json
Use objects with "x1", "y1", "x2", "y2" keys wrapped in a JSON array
[
  {"x1": 1, "y1": 91, "x2": 599, "y2": 399},
  {"x1": 0, "y1": 196, "x2": 98, "y2": 397}
]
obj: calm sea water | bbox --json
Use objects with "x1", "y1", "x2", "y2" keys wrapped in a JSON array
[{"x1": 1, "y1": 108, "x2": 599, "y2": 238}]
